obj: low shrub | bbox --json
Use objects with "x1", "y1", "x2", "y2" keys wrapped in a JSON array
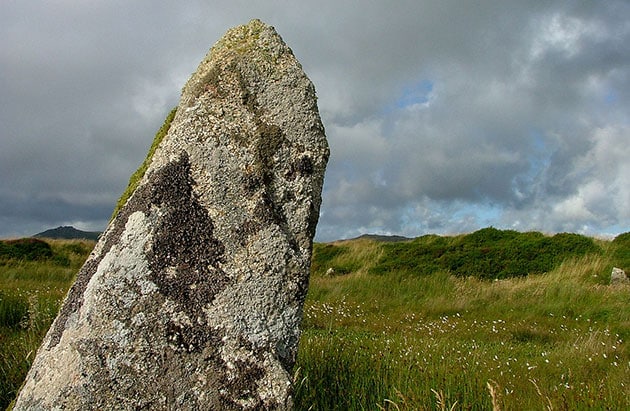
[
  {"x1": 611, "y1": 232, "x2": 630, "y2": 271},
  {"x1": 0, "y1": 239, "x2": 53, "y2": 262},
  {"x1": 371, "y1": 228, "x2": 601, "y2": 280},
  {"x1": 311, "y1": 243, "x2": 362, "y2": 275}
]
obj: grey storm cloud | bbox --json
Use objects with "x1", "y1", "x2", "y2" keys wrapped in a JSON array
[{"x1": 1, "y1": 1, "x2": 628, "y2": 241}]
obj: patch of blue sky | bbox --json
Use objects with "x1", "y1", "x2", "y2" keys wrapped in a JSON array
[
  {"x1": 603, "y1": 89, "x2": 618, "y2": 105},
  {"x1": 602, "y1": 223, "x2": 630, "y2": 238},
  {"x1": 524, "y1": 131, "x2": 551, "y2": 175},
  {"x1": 395, "y1": 79, "x2": 434, "y2": 109},
  {"x1": 398, "y1": 200, "x2": 504, "y2": 237},
  {"x1": 514, "y1": 129, "x2": 555, "y2": 192},
  {"x1": 381, "y1": 79, "x2": 434, "y2": 116},
  {"x1": 451, "y1": 202, "x2": 503, "y2": 228}
]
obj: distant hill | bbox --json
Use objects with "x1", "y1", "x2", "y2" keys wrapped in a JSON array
[
  {"x1": 33, "y1": 226, "x2": 101, "y2": 241},
  {"x1": 340, "y1": 234, "x2": 412, "y2": 243}
]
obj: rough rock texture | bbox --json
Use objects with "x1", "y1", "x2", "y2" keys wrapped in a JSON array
[
  {"x1": 610, "y1": 267, "x2": 629, "y2": 285},
  {"x1": 14, "y1": 19, "x2": 328, "y2": 410}
]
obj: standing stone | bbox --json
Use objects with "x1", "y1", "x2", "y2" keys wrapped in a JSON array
[
  {"x1": 610, "y1": 267, "x2": 629, "y2": 285},
  {"x1": 14, "y1": 19, "x2": 328, "y2": 410}
]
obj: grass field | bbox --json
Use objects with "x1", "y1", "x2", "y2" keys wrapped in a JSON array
[
  {"x1": 1, "y1": 230, "x2": 628, "y2": 409},
  {"x1": 296, "y1": 236, "x2": 629, "y2": 410},
  {"x1": 0, "y1": 239, "x2": 95, "y2": 408}
]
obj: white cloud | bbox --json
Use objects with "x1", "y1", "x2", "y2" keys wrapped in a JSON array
[{"x1": 530, "y1": 13, "x2": 601, "y2": 59}]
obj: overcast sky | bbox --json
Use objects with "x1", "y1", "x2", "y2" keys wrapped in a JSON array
[{"x1": 1, "y1": 1, "x2": 628, "y2": 242}]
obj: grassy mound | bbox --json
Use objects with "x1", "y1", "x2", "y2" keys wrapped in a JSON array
[
  {"x1": 611, "y1": 232, "x2": 630, "y2": 271},
  {"x1": 315, "y1": 228, "x2": 603, "y2": 280}
]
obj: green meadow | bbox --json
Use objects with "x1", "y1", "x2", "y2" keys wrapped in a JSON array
[
  {"x1": 1, "y1": 229, "x2": 629, "y2": 409},
  {"x1": 0, "y1": 239, "x2": 94, "y2": 408}
]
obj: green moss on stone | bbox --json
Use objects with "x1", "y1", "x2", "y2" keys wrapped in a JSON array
[
  {"x1": 111, "y1": 107, "x2": 178, "y2": 220},
  {"x1": 213, "y1": 19, "x2": 265, "y2": 56}
]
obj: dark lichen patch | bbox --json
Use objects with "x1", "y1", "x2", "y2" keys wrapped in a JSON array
[
  {"x1": 223, "y1": 359, "x2": 265, "y2": 406},
  {"x1": 254, "y1": 122, "x2": 285, "y2": 170},
  {"x1": 218, "y1": 337, "x2": 269, "y2": 409},
  {"x1": 243, "y1": 121, "x2": 285, "y2": 192},
  {"x1": 235, "y1": 219, "x2": 262, "y2": 247},
  {"x1": 255, "y1": 192, "x2": 290, "y2": 235},
  {"x1": 143, "y1": 154, "x2": 230, "y2": 351},
  {"x1": 146, "y1": 154, "x2": 228, "y2": 309},
  {"x1": 243, "y1": 171, "x2": 264, "y2": 193},
  {"x1": 230, "y1": 130, "x2": 252, "y2": 149},
  {"x1": 296, "y1": 155, "x2": 313, "y2": 175},
  {"x1": 286, "y1": 155, "x2": 313, "y2": 180},
  {"x1": 241, "y1": 88, "x2": 258, "y2": 113},
  {"x1": 165, "y1": 321, "x2": 218, "y2": 354}
]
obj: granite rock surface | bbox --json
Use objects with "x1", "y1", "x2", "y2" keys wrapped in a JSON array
[
  {"x1": 610, "y1": 267, "x2": 628, "y2": 285},
  {"x1": 14, "y1": 19, "x2": 328, "y2": 410}
]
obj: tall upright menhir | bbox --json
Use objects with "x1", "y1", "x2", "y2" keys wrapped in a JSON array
[{"x1": 14, "y1": 19, "x2": 329, "y2": 410}]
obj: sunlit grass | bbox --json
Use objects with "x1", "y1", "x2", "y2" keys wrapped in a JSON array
[
  {"x1": 0, "y1": 239, "x2": 93, "y2": 408},
  {"x1": 295, "y1": 241, "x2": 630, "y2": 410}
]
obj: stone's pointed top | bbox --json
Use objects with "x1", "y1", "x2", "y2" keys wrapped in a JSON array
[
  {"x1": 213, "y1": 18, "x2": 282, "y2": 51},
  {"x1": 14, "y1": 19, "x2": 328, "y2": 410},
  {"x1": 181, "y1": 19, "x2": 298, "y2": 107}
]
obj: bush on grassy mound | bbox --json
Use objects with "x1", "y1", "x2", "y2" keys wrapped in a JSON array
[
  {"x1": 311, "y1": 244, "x2": 363, "y2": 276},
  {"x1": 0, "y1": 239, "x2": 53, "y2": 262},
  {"x1": 611, "y1": 232, "x2": 630, "y2": 271},
  {"x1": 315, "y1": 228, "x2": 601, "y2": 280}
]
